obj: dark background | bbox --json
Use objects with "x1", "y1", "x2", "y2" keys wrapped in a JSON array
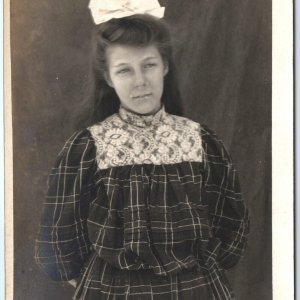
[{"x1": 11, "y1": 0, "x2": 272, "y2": 299}]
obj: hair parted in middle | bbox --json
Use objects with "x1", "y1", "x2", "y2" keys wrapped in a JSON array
[{"x1": 74, "y1": 14, "x2": 182, "y2": 130}]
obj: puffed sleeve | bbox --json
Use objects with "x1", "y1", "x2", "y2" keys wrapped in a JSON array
[
  {"x1": 201, "y1": 125, "x2": 250, "y2": 270},
  {"x1": 35, "y1": 129, "x2": 98, "y2": 281}
]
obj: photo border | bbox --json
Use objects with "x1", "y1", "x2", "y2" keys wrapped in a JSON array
[
  {"x1": 3, "y1": 0, "x2": 295, "y2": 299},
  {"x1": 272, "y1": 0, "x2": 294, "y2": 299}
]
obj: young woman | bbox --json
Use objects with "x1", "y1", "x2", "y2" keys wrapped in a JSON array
[{"x1": 35, "y1": 2, "x2": 249, "y2": 299}]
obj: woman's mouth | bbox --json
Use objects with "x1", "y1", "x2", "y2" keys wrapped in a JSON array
[{"x1": 132, "y1": 93, "x2": 152, "y2": 100}]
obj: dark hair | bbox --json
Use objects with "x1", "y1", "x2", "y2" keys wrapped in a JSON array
[{"x1": 73, "y1": 14, "x2": 182, "y2": 130}]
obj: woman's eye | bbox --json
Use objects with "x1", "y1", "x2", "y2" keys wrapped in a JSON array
[
  {"x1": 144, "y1": 63, "x2": 157, "y2": 69},
  {"x1": 116, "y1": 68, "x2": 130, "y2": 75}
]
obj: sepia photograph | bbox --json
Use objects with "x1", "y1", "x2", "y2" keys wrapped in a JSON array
[{"x1": 6, "y1": 0, "x2": 288, "y2": 299}]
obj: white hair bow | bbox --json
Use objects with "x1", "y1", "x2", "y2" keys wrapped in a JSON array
[{"x1": 88, "y1": 0, "x2": 165, "y2": 25}]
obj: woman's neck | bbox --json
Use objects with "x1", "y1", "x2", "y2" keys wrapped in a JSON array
[{"x1": 118, "y1": 105, "x2": 166, "y2": 128}]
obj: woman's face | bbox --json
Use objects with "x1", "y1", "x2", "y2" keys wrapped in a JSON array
[{"x1": 105, "y1": 44, "x2": 168, "y2": 115}]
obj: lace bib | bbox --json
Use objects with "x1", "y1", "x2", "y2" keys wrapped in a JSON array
[{"x1": 89, "y1": 106, "x2": 202, "y2": 169}]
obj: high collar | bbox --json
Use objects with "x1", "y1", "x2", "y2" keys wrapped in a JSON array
[{"x1": 118, "y1": 106, "x2": 166, "y2": 128}]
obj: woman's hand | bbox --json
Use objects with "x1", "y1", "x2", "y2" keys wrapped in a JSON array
[{"x1": 68, "y1": 279, "x2": 77, "y2": 288}]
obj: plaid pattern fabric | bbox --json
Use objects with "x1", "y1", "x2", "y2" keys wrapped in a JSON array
[{"x1": 35, "y1": 113, "x2": 249, "y2": 300}]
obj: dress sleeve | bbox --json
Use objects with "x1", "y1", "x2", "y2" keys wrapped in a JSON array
[
  {"x1": 201, "y1": 125, "x2": 250, "y2": 270},
  {"x1": 35, "y1": 129, "x2": 98, "y2": 281}
]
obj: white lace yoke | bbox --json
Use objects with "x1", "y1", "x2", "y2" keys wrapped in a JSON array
[{"x1": 89, "y1": 106, "x2": 203, "y2": 169}]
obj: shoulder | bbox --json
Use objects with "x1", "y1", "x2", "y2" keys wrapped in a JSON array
[
  {"x1": 200, "y1": 124, "x2": 220, "y2": 143},
  {"x1": 56, "y1": 128, "x2": 97, "y2": 164},
  {"x1": 199, "y1": 124, "x2": 233, "y2": 165},
  {"x1": 61, "y1": 128, "x2": 95, "y2": 151}
]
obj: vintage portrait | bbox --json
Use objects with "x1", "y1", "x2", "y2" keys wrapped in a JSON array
[{"x1": 8, "y1": 0, "x2": 275, "y2": 299}]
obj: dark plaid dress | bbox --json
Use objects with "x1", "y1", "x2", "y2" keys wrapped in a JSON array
[{"x1": 35, "y1": 106, "x2": 249, "y2": 300}]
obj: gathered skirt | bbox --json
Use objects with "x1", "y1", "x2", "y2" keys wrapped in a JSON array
[{"x1": 73, "y1": 253, "x2": 235, "y2": 300}]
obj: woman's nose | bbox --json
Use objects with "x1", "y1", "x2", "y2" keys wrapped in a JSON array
[{"x1": 133, "y1": 69, "x2": 147, "y2": 88}]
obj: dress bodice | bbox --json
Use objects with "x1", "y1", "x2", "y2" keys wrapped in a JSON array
[{"x1": 35, "y1": 107, "x2": 249, "y2": 300}]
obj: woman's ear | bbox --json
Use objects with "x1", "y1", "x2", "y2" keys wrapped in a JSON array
[
  {"x1": 163, "y1": 62, "x2": 169, "y2": 76},
  {"x1": 104, "y1": 72, "x2": 114, "y2": 88}
]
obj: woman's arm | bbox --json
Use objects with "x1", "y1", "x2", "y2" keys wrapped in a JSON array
[
  {"x1": 35, "y1": 129, "x2": 97, "y2": 281},
  {"x1": 201, "y1": 125, "x2": 250, "y2": 270}
]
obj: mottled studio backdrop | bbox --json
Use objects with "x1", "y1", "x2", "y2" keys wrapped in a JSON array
[{"x1": 11, "y1": 0, "x2": 271, "y2": 299}]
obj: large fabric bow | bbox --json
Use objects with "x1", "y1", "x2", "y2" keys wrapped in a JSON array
[{"x1": 89, "y1": 0, "x2": 165, "y2": 24}]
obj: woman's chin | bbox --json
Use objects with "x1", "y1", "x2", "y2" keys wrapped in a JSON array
[
  {"x1": 125, "y1": 103, "x2": 161, "y2": 116},
  {"x1": 135, "y1": 107, "x2": 160, "y2": 116}
]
